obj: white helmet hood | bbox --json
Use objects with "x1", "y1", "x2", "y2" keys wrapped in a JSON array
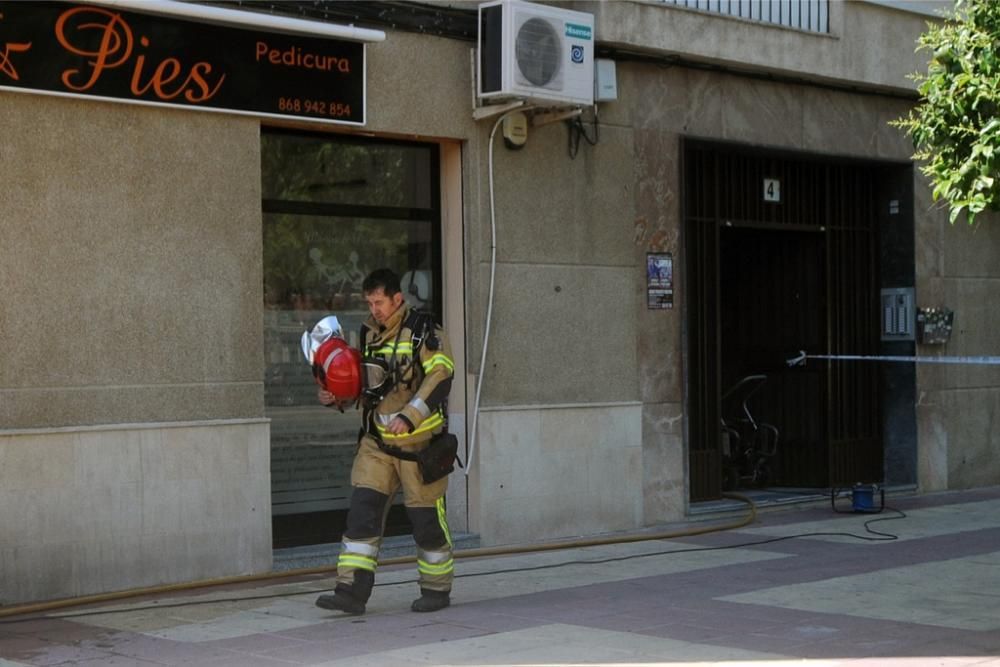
[{"x1": 301, "y1": 315, "x2": 345, "y2": 364}]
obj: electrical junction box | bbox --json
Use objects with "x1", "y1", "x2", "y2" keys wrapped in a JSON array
[
  {"x1": 502, "y1": 111, "x2": 528, "y2": 148},
  {"x1": 478, "y1": 0, "x2": 595, "y2": 107},
  {"x1": 594, "y1": 58, "x2": 617, "y2": 102}
]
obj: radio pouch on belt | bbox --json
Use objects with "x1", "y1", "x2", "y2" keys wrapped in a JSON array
[{"x1": 416, "y1": 432, "x2": 459, "y2": 484}]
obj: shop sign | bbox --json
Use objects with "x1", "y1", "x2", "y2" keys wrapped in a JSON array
[{"x1": 0, "y1": 2, "x2": 366, "y2": 125}]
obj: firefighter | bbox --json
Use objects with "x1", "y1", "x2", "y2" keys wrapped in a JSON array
[{"x1": 315, "y1": 268, "x2": 456, "y2": 615}]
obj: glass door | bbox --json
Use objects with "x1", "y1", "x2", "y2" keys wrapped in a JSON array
[{"x1": 261, "y1": 129, "x2": 441, "y2": 548}]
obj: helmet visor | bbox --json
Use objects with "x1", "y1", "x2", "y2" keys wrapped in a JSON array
[{"x1": 362, "y1": 359, "x2": 390, "y2": 392}]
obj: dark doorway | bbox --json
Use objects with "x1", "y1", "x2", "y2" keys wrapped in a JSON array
[
  {"x1": 685, "y1": 139, "x2": 911, "y2": 501},
  {"x1": 719, "y1": 227, "x2": 828, "y2": 490}
]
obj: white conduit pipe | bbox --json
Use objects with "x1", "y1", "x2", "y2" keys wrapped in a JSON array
[{"x1": 465, "y1": 108, "x2": 532, "y2": 476}]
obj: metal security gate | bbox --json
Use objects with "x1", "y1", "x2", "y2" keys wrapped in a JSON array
[
  {"x1": 827, "y1": 169, "x2": 882, "y2": 486},
  {"x1": 684, "y1": 140, "x2": 882, "y2": 501}
]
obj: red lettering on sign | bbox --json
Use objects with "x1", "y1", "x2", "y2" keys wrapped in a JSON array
[
  {"x1": 186, "y1": 62, "x2": 223, "y2": 103},
  {"x1": 55, "y1": 7, "x2": 225, "y2": 102},
  {"x1": 0, "y1": 39, "x2": 31, "y2": 81},
  {"x1": 0, "y1": 12, "x2": 33, "y2": 82}
]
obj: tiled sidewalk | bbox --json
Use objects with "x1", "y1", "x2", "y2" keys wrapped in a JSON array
[{"x1": 2, "y1": 487, "x2": 1000, "y2": 666}]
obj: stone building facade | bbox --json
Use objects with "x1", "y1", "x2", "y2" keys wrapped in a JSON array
[{"x1": 2, "y1": 0, "x2": 995, "y2": 605}]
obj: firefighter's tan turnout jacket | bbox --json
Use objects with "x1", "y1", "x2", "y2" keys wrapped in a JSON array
[{"x1": 363, "y1": 305, "x2": 454, "y2": 448}]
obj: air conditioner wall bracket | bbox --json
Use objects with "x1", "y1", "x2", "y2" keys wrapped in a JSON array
[
  {"x1": 473, "y1": 99, "x2": 526, "y2": 121},
  {"x1": 531, "y1": 108, "x2": 583, "y2": 126}
]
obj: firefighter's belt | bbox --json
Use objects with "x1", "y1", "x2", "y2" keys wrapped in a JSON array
[{"x1": 367, "y1": 430, "x2": 460, "y2": 484}]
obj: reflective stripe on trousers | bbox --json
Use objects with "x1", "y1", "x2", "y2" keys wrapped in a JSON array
[
  {"x1": 415, "y1": 497, "x2": 453, "y2": 591},
  {"x1": 336, "y1": 537, "x2": 380, "y2": 587}
]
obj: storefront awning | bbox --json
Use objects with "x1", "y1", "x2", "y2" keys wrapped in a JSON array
[{"x1": 84, "y1": 0, "x2": 387, "y2": 42}]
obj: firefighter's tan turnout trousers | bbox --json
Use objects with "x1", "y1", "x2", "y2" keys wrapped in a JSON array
[{"x1": 335, "y1": 435, "x2": 453, "y2": 600}]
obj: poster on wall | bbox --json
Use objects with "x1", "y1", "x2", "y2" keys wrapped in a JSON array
[
  {"x1": 0, "y1": 1, "x2": 366, "y2": 124},
  {"x1": 646, "y1": 252, "x2": 673, "y2": 309}
]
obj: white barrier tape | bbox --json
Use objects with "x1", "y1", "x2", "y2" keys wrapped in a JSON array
[{"x1": 787, "y1": 350, "x2": 1000, "y2": 367}]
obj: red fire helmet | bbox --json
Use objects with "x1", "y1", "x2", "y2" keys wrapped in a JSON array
[{"x1": 312, "y1": 337, "x2": 362, "y2": 401}]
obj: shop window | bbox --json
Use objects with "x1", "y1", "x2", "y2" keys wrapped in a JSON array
[{"x1": 261, "y1": 129, "x2": 441, "y2": 547}]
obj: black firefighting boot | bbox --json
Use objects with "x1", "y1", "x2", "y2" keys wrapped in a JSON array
[
  {"x1": 410, "y1": 588, "x2": 450, "y2": 613},
  {"x1": 316, "y1": 571, "x2": 373, "y2": 615},
  {"x1": 315, "y1": 586, "x2": 365, "y2": 615}
]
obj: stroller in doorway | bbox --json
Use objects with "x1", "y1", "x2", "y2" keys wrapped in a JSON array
[{"x1": 720, "y1": 374, "x2": 779, "y2": 491}]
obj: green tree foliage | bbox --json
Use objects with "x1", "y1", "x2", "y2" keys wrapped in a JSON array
[{"x1": 894, "y1": 0, "x2": 1000, "y2": 225}]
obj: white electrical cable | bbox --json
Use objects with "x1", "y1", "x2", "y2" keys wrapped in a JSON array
[{"x1": 465, "y1": 109, "x2": 531, "y2": 475}]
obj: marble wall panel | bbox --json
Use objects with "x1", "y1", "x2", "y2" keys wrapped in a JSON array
[
  {"x1": 366, "y1": 32, "x2": 475, "y2": 139},
  {"x1": 76, "y1": 429, "x2": 143, "y2": 484},
  {"x1": 877, "y1": 98, "x2": 918, "y2": 162},
  {"x1": 642, "y1": 402, "x2": 686, "y2": 524},
  {"x1": 478, "y1": 122, "x2": 635, "y2": 268},
  {"x1": 72, "y1": 537, "x2": 146, "y2": 595},
  {"x1": 633, "y1": 129, "x2": 682, "y2": 405},
  {"x1": 914, "y1": 170, "x2": 947, "y2": 410},
  {"x1": 916, "y1": 394, "x2": 950, "y2": 492},
  {"x1": 721, "y1": 76, "x2": 804, "y2": 149},
  {"x1": 917, "y1": 389, "x2": 1000, "y2": 490},
  {"x1": 474, "y1": 404, "x2": 642, "y2": 544},
  {"x1": 0, "y1": 420, "x2": 271, "y2": 605},
  {"x1": 801, "y1": 87, "x2": 879, "y2": 157},
  {"x1": 76, "y1": 481, "x2": 144, "y2": 545},
  {"x1": 479, "y1": 119, "x2": 575, "y2": 261},
  {"x1": 634, "y1": 129, "x2": 681, "y2": 247},
  {"x1": 892, "y1": 98, "x2": 1000, "y2": 494},
  {"x1": 917, "y1": 277, "x2": 1000, "y2": 392},
  {"x1": 0, "y1": 432, "x2": 75, "y2": 491},
  {"x1": 472, "y1": 263, "x2": 638, "y2": 406},
  {"x1": 941, "y1": 210, "x2": 1000, "y2": 279},
  {"x1": 0, "y1": 93, "x2": 263, "y2": 430},
  {"x1": 1, "y1": 543, "x2": 77, "y2": 605},
  {"x1": 636, "y1": 300, "x2": 683, "y2": 405},
  {"x1": 682, "y1": 69, "x2": 727, "y2": 138},
  {"x1": 914, "y1": 171, "x2": 947, "y2": 283},
  {"x1": 620, "y1": 64, "x2": 723, "y2": 137}
]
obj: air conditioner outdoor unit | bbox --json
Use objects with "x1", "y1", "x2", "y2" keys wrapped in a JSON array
[{"x1": 478, "y1": 0, "x2": 595, "y2": 107}]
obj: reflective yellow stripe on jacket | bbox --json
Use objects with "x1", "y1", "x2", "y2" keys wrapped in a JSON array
[
  {"x1": 376, "y1": 411, "x2": 445, "y2": 441},
  {"x1": 372, "y1": 342, "x2": 414, "y2": 357},
  {"x1": 422, "y1": 352, "x2": 454, "y2": 374}
]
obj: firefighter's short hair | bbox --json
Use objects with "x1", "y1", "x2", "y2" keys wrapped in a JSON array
[{"x1": 362, "y1": 268, "x2": 402, "y2": 297}]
